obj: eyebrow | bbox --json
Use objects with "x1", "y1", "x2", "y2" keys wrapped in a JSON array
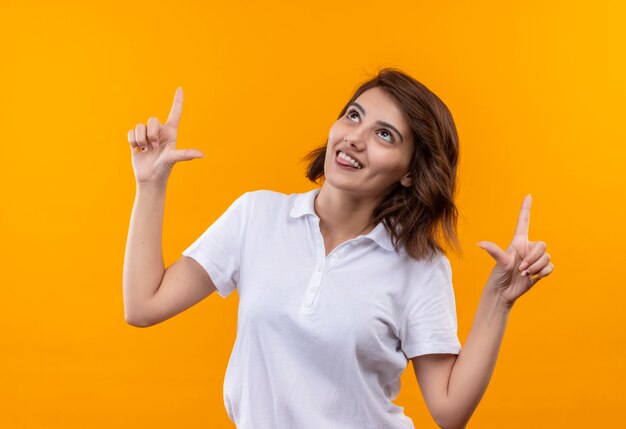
[{"x1": 351, "y1": 102, "x2": 404, "y2": 143}]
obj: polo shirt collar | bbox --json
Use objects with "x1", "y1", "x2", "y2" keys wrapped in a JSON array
[{"x1": 289, "y1": 188, "x2": 395, "y2": 252}]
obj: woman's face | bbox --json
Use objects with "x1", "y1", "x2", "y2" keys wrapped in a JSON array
[{"x1": 324, "y1": 86, "x2": 415, "y2": 199}]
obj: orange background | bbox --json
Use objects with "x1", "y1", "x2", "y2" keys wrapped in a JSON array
[{"x1": 1, "y1": 0, "x2": 624, "y2": 427}]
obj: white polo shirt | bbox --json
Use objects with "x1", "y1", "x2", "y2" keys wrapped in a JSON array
[{"x1": 182, "y1": 188, "x2": 461, "y2": 429}]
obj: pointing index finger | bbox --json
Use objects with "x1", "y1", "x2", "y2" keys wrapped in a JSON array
[
  {"x1": 166, "y1": 86, "x2": 183, "y2": 129},
  {"x1": 514, "y1": 193, "x2": 532, "y2": 238}
]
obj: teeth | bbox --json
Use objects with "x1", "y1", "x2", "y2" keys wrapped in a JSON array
[{"x1": 338, "y1": 151, "x2": 363, "y2": 169}]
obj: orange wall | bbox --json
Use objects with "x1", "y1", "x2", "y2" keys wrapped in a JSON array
[{"x1": 1, "y1": 0, "x2": 624, "y2": 427}]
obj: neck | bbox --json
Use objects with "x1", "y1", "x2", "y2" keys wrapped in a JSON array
[{"x1": 314, "y1": 185, "x2": 379, "y2": 240}]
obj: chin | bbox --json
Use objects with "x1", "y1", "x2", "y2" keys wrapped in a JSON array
[{"x1": 323, "y1": 175, "x2": 371, "y2": 196}]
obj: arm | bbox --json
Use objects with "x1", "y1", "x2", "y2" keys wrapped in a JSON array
[
  {"x1": 412, "y1": 283, "x2": 511, "y2": 429},
  {"x1": 122, "y1": 183, "x2": 168, "y2": 325},
  {"x1": 413, "y1": 194, "x2": 552, "y2": 429}
]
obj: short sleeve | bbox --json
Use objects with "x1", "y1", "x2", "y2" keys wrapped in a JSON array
[
  {"x1": 181, "y1": 192, "x2": 250, "y2": 298},
  {"x1": 399, "y1": 255, "x2": 462, "y2": 358}
]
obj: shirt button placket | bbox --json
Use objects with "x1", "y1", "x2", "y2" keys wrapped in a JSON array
[
  {"x1": 308, "y1": 264, "x2": 323, "y2": 307},
  {"x1": 304, "y1": 216, "x2": 328, "y2": 311}
]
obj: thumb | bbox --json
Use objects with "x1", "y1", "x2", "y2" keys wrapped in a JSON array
[
  {"x1": 477, "y1": 240, "x2": 508, "y2": 264},
  {"x1": 168, "y1": 149, "x2": 206, "y2": 163}
]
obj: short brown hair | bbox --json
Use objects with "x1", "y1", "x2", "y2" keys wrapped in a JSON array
[{"x1": 302, "y1": 67, "x2": 462, "y2": 262}]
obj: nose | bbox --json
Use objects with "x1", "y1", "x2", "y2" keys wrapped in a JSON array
[{"x1": 344, "y1": 131, "x2": 366, "y2": 151}]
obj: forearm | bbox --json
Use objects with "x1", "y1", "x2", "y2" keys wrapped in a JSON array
[
  {"x1": 442, "y1": 283, "x2": 512, "y2": 429},
  {"x1": 122, "y1": 182, "x2": 168, "y2": 322}
]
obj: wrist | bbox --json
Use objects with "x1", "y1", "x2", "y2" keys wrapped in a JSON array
[
  {"x1": 496, "y1": 294, "x2": 514, "y2": 313},
  {"x1": 136, "y1": 180, "x2": 168, "y2": 195},
  {"x1": 484, "y1": 286, "x2": 514, "y2": 313}
]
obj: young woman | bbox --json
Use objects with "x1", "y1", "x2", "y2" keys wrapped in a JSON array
[{"x1": 123, "y1": 68, "x2": 554, "y2": 429}]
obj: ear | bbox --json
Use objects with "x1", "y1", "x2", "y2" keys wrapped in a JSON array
[{"x1": 400, "y1": 172, "x2": 412, "y2": 187}]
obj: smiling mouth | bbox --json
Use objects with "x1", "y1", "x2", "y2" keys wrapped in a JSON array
[{"x1": 336, "y1": 150, "x2": 363, "y2": 169}]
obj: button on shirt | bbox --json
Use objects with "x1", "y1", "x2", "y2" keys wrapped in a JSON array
[{"x1": 182, "y1": 188, "x2": 462, "y2": 429}]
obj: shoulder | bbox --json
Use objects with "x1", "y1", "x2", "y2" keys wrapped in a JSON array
[
  {"x1": 238, "y1": 189, "x2": 307, "y2": 218},
  {"x1": 430, "y1": 252, "x2": 452, "y2": 276},
  {"x1": 395, "y1": 252, "x2": 454, "y2": 306},
  {"x1": 245, "y1": 189, "x2": 289, "y2": 201},
  {"x1": 401, "y1": 251, "x2": 451, "y2": 281},
  {"x1": 399, "y1": 252, "x2": 457, "y2": 319},
  {"x1": 421, "y1": 252, "x2": 453, "y2": 287},
  {"x1": 243, "y1": 189, "x2": 292, "y2": 209}
]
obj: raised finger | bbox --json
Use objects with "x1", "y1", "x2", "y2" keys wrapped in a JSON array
[
  {"x1": 147, "y1": 117, "x2": 162, "y2": 149},
  {"x1": 166, "y1": 87, "x2": 183, "y2": 129},
  {"x1": 135, "y1": 123, "x2": 148, "y2": 152},
  {"x1": 514, "y1": 193, "x2": 532, "y2": 239}
]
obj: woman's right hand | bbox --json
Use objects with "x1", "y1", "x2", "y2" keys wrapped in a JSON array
[{"x1": 127, "y1": 87, "x2": 205, "y2": 186}]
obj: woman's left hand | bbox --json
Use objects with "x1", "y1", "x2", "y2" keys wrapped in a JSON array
[{"x1": 477, "y1": 194, "x2": 554, "y2": 308}]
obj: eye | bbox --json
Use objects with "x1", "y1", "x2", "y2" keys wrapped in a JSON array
[
  {"x1": 346, "y1": 109, "x2": 360, "y2": 122},
  {"x1": 378, "y1": 129, "x2": 394, "y2": 143}
]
